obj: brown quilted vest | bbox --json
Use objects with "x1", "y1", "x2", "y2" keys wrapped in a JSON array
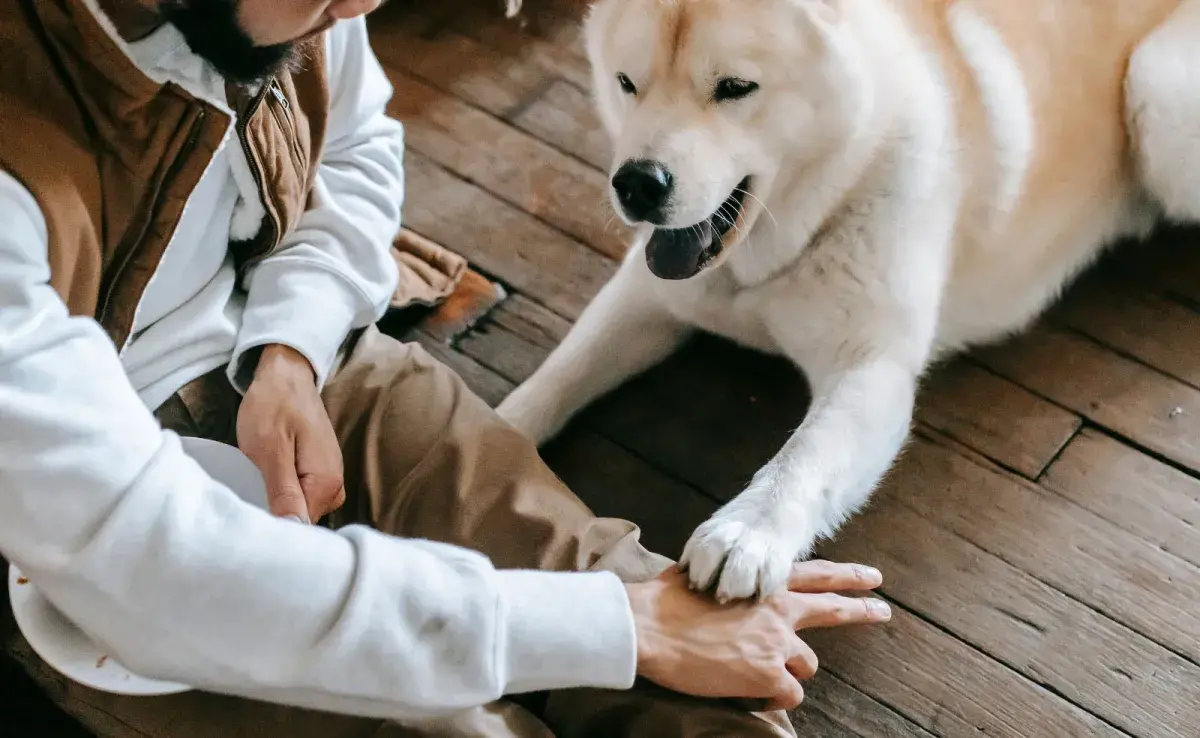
[{"x1": 0, "y1": 0, "x2": 467, "y2": 351}]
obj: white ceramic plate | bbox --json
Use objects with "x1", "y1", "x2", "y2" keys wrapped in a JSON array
[{"x1": 7, "y1": 436, "x2": 269, "y2": 696}]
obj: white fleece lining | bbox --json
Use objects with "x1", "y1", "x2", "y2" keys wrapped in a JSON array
[{"x1": 78, "y1": 0, "x2": 233, "y2": 116}]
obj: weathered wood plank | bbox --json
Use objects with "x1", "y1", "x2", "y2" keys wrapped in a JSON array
[
  {"x1": 1041, "y1": 428, "x2": 1200, "y2": 568},
  {"x1": 804, "y1": 609, "x2": 1124, "y2": 738},
  {"x1": 786, "y1": 705, "x2": 861, "y2": 738},
  {"x1": 894, "y1": 432, "x2": 1200, "y2": 664},
  {"x1": 454, "y1": 294, "x2": 565, "y2": 381},
  {"x1": 1052, "y1": 272, "x2": 1200, "y2": 389},
  {"x1": 371, "y1": 20, "x2": 549, "y2": 118},
  {"x1": 374, "y1": 21, "x2": 611, "y2": 176},
  {"x1": 976, "y1": 324, "x2": 1200, "y2": 474},
  {"x1": 823, "y1": 494, "x2": 1200, "y2": 737},
  {"x1": 445, "y1": 4, "x2": 593, "y2": 90},
  {"x1": 510, "y1": 79, "x2": 611, "y2": 171},
  {"x1": 401, "y1": 152, "x2": 614, "y2": 319},
  {"x1": 793, "y1": 672, "x2": 935, "y2": 738},
  {"x1": 916, "y1": 359, "x2": 1082, "y2": 478},
  {"x1": 387, "y1": 71, "x2": 626, "y2": 259},
  {"x1": 484, "y1": 293, "x2": 573, "y2": 348}
]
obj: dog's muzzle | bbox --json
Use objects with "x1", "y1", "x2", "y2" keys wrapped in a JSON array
[{"x1": 645, "y1": 177, "x2": 750, "y2": 280}]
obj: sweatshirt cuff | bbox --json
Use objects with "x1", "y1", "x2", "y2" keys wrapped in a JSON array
[
  {"x1": 229, "y1": 261, "x2": 361, "y2": 392},
  {"x1": 497, "y1": 569, "x2": 637, "y2": 694}
]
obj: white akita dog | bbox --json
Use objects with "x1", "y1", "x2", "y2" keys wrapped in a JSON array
[{"x1": 498, "y1": 0, "x2": 1200, "y2": 601}]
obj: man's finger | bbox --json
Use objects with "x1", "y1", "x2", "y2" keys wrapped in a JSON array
[
  {"x1": 253, "y1": 437, "x2": 310, "y2": 524},
  {"x1": 300, "y1": 477, "x2": 346, "y2": 520},
  {"x1": 293, "y1": 415, "x2": 345, "y2": 521},
  {"x1": 763, "y1": 669, "x2": 805, "y2": 712},
  {"x1": 785, "y1": 635, "x2": 819, "y2": 681},
  {"x1": 788, "y1": 592, "x2": 892, "y2": 630},
  {"x1": 788, "y1": 560, "x2": 882, "y2": 592}
]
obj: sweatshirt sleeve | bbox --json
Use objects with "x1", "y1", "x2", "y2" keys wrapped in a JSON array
[
  {"x1": 228, "y1": 17, "x2": 403, "y2": 391},
  {"x1": 0, "y1": 171, "x2": 637, "y2": 719}
]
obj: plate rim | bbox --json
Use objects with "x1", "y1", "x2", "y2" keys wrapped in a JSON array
[{"x1": 8, "y1": 563, "x2": 194, "y2": 696}]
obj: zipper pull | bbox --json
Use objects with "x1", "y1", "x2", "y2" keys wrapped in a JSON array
[{"x1": 270, "y1": 80, "x2": 289, "y2": 109}]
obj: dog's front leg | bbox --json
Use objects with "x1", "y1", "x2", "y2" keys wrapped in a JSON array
[
  {"x1": 681, "y1": 352, "x2": 918, "y2": 601},
  {"x1": 497, "y1": 253, "x2": 691, "y2": 445}
]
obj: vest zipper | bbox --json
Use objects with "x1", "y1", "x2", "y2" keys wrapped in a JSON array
[
  {"x1": 99, "y1": 107, "x2": 208, "y2": 340},
  {"x1": 270, "y1": 80, "x2": 289, "y2": 110},
  {"x1": 235, "y1": 83, "x2": 279, "y2": 262},
  {"x1": 265, "y1": 79, "x2": 306, "y2": 173}
]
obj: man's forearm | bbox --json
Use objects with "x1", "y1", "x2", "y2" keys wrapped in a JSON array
[
  {"x1": 0, "y1": 170, "x2": 638, "y2": 719},
  {"x1": 230, "y1": 17, "x2": 403, "y2": 391}
]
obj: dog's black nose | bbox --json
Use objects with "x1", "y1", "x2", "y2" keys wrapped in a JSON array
[{"x1": 612, "y1": 160, "x2": 672, "y2": 222}]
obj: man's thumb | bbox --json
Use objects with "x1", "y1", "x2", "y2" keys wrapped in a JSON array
[{"x1": 256, "y1": 442, "x2": 310, "y2": 524}]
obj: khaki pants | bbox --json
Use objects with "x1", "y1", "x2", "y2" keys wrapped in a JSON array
[{"x1": 8, "y1": 328, "x2": 795, "y2": 738}]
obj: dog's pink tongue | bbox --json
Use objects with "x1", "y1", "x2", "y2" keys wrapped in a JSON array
[{"x1": 645, "y1": 220, "x2": 714, "y2": 280}]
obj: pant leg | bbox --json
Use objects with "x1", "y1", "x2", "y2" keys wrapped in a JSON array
[
  {"x1": 323, "y1": 328, "x2": 796, "y2": 738},
  {"x1": 322, "y1": 327, "x2": 671, "y2": 582}
]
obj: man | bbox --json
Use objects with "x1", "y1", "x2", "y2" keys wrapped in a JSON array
[{"x1": 0, "y1": 1, "x2": 891, "y2": 736}]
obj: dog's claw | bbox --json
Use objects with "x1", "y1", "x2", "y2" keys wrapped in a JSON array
[{"x1": 682, "y1": 515, "x2": 806, "y2": 602}]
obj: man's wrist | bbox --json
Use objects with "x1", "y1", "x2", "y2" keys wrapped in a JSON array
[
  {"x1": 254, "y1": 344, "x2": 317, "y2": 385},
  {"x1": 625, "y1": 580, "x2": 663, "y2": 676}
]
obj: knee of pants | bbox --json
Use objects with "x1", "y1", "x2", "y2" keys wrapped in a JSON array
[{"x1": 327, "y1": 334, "x2": 495, "y2": 471}]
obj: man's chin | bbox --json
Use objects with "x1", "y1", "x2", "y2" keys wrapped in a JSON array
[
  {"x1": 301, "y1": 19, "x2": 338, "y2": 41},
  {"x1": 161, "y1": 0, "x2": 299, "y2": 85}
]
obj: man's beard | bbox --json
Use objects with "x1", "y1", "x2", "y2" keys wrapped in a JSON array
[{"x1": 159, "y1": 0, "x2": 297, "y2": 85}]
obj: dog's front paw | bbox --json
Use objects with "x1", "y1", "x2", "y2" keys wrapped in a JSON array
[{"x1": 680, "y1": 507, "x2": 815, "y2": 602}]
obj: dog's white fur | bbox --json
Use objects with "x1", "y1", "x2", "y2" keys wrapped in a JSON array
[{"x1": 498, "y1": 0, "x2": 1200, "y2": 600}]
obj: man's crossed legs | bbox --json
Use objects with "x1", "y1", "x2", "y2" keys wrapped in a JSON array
[{"x1": 10, "y1": 327, "x2": 797, "y2": 737}]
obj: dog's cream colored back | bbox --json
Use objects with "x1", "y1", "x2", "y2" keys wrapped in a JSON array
[
  {"x1": 924, "y1": 0, "x2": 1179, "y2": 346},
  {"x1": 499, "y1": 0, "x2": 1200, "y2": 600}
]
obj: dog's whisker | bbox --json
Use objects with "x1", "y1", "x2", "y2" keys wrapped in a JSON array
[
  {"x1": 595, "y1": 197, "x2": 623, "y2": 237},
  {"x1": 716, "y1": 202, "x2": 747, "y2": 242},
  {"x1": 736, "y1": 189, "x2": 778, "y2": 229}
]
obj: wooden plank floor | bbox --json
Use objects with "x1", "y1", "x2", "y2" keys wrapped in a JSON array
[
  {"x1": 370, "y1": 1, "x2": 1200, "y2": 736},
  {"x1": 6, "y1": 2, "x2": 1199, "y2": 735}
]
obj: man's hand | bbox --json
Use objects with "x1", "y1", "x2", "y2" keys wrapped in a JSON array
[
  {"x1": 237, "y1": 344, "x2": 345, "y2": 524},
  {"x1": 626, "y1": 560, "x2": 890, "y2": 711}
]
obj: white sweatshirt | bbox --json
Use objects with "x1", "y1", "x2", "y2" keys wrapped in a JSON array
[{"x1": 0, "y1": 10, "x2": 636, "y2": 722}]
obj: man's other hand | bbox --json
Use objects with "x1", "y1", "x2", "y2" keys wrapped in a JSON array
[
  {"x1": 627, "y1": 560, "x2": 891, "y2": 711},
  {"x1": 238, "y1": 344, "x2": 345, "y2": 524}
]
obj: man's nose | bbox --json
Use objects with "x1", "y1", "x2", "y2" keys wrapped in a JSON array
[{"x1": 611, "y1": 159, "x2": 673, "y2": 223}]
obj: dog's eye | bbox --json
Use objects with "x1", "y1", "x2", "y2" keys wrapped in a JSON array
[
  {"x1": 713, "y1": 77, "x2": 759, "y2": 103},
  {"x1": 616, "y1": 72, "x2": 638, "y2": 96}
]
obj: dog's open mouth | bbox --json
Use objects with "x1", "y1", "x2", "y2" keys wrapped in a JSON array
[{"x1": 645, "y1": 177, "x2": 751, "y2": 280}]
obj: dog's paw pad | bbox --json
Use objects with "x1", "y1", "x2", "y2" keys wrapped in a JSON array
[{"x1": 680, "y1": 519, "x2": 799, "y2": 602}]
